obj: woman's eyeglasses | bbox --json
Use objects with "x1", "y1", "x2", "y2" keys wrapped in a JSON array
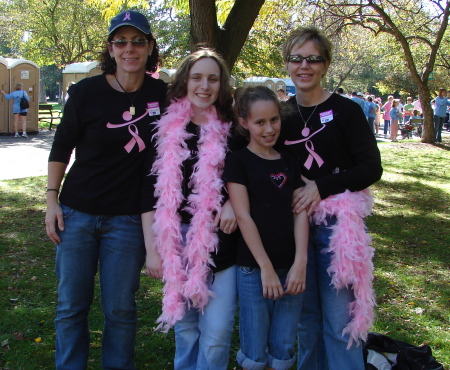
[
  {"x1": 110, "y1": 39, "x2": 148, "y2": 48},
  {"x1": 287, "y1": 55, "x2": 325, "y2": 64}
]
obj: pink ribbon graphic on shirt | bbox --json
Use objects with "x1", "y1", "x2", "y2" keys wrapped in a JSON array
[
  {"x1": 285, "y1": 121, "x2": 326, "y2": 170},
  {"x1": 123, "y1": 12, "x2": 131, "y2": 21},
  {"x1": 303, "y1": 140, "x2": 324, "y2": 170},
  {"x1": 106, "y1": 110, "x2": 148, "y2": 153}
]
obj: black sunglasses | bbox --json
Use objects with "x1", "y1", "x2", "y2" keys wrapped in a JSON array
[
  {"x1": 287, "y1": 55, "x2": 325, "y2": 64},
  {"x1": 110, "y1": 39, "x2": 148, "y2": 48}
]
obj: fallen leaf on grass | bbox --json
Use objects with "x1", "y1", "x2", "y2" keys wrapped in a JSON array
[
  {"x1": 13, "y1": 332, "x2": 23, "y2": 340},
  {"x1": 34, "y1": 337, "x2": 42, "y2": 343}
]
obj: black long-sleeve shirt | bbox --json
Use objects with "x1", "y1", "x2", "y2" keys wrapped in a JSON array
[
  {"x1": 278, "y1": 93, "x2": 383, "y2": 199},
  {"x1": 49, "y1": 74, "x2": 167, "y2": 215}
]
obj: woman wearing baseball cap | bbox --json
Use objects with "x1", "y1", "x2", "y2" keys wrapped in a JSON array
[{"x1": 46, "y1": 10, "x2": 166, "y2": 369}]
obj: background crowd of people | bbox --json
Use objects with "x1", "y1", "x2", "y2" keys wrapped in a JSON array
[{"x1": 334, "y1": 89, "x2": 450, "y2": 142}]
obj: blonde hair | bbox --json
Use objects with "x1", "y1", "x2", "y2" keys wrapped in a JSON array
[{"x1": 282, "y1": 26, "x2": 332, "y2": 64}]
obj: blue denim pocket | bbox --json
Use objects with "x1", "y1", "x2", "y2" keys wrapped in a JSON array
[
  {"x1": 238, "y1": 266, "x2": 257, "y2": 275},
  {"x1": 59, "y1": 203, "x2": 75, "y2": 220},
  {"x1": 125, "y1": 214, "x2": 142, "y2": 224}
]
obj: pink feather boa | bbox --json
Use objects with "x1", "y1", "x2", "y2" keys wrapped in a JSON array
[
  {"x1": 311, "y1": 188, "x2": 375, "y2": 348},
  {"x1": 151, "y1": 97, "x2": 231, "y2": 332}
]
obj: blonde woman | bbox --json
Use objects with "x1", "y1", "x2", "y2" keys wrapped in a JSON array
[{"x1": 1, "y1": 82, "x2": 30, "y2": 138}]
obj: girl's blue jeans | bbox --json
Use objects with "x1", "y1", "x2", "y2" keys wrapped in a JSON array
[
  {"x1": 297, "y1": 216, "x2": 364, "y2": 370},
  {"x1": 174, "y1": 224, "x2": 237, "y2": 370},
  {"x1": 237, "y1": 266, "x2": 303, "y2": 370},
  {"x1": 55, "y1": 204, "x2": 145, "y2": 370}
]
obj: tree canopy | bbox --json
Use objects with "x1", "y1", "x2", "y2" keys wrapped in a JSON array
[{"x1": 1, "y1": 0, "x2": 450, "y2": 143}]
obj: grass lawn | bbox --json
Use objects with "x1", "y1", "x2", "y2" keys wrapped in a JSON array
[{"x1": 0, "y1": 138, "x2": 449, "y2": 369}]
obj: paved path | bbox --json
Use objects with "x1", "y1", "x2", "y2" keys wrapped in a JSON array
[{"x1": 0, "y1": 131, "x2": 61, "y2": 180}]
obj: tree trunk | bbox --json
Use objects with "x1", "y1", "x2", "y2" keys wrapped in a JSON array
[
  {"x1": 189, "y1": 0, "x2": 265, "y2": 71},
  {"x1": 418, "y1": 86, "x2": 434, "y2": 143}
]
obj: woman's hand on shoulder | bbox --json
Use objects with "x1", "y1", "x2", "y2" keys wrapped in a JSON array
[
  {"x1": 214, "y1": 199, "x2": 237, "y2": 234},
  {"x1": 45, "y1": 201, "x2": 64, "y2": 244},
  {"x1": 292, "y1": 175, "x2": 321, "y2": 216}
]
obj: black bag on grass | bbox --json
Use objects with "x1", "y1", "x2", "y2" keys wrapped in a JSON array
[{"x1": 364, "y1": 332, "x2": 444, "y2": 370}]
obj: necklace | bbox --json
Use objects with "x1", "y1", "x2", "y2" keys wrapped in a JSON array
[
  {"x1": 115, "y1": 76, "x2": 143, "y2": 116},
  {"x1": 297, "y1": 103, "x2": 318, "y2": 137}
]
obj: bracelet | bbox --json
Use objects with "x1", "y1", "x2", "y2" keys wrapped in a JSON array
[{"x1": 47, "y1": 188, "x2": 60, "y2": 193}]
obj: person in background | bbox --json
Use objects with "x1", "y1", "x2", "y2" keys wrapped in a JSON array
[
  {"x1": 63, "y1": 81, "x2": 76, "y2": 105},
  {"x1": 224, "y1": 86, "x2": 308, "y2": 370},
  {"x1": 45, "y1": 10, "x2": 166, "y2": 369},
  {"x1": 367, "y1": 96, "x2": 377, "y2": 134},
  {"x1": 374, "y1": 97, "x2": 381, "y2": 135},
  {"x1": 382, "y1": 95, "x2": 394, "y2": 138},
  {"x1": 277, "y1": 88, "x2": 289, "y2": 101},
  {"x1": 397, "y1": 98, "x2": 404, "y2": 124},
  {"x1": 433, "y1": 88, "x2": 450, "y2": 142},
  {"x1": 403, "y1": 97, "x2": 414, "y2": 123},
  {"x1": 389, "y1": 99, "x2": 401, "y2": 142},
  {"x1": 142, "y1": 48, "x2": 238, "y2": 370},
  {"x1": 413, "y1": 96, "x2": 422, "y2": 114},
  {"x1": 279, "y1": 26, "x2": 382, "y2": 370},
  {"x1": 361, "y1": 93, "x2": 369, "y2": 121},
  {"x1": 1, "y1": 82, "x2": 30, "y2": 138},
  {"x1": 350, "y1": 91, "x2": 364, "y2": 112}
]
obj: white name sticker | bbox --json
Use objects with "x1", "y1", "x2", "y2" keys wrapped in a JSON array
[
  {"x1": 147, "y1": 102, "x2": 161, "y2": 116},
  {"x1": 320, "y1": 110, "x2": 333, "y2": 123}
]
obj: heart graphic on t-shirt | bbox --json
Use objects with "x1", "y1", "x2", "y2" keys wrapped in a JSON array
[{"x1": 270, "y1": 172, "x2": 287, "y2": 188}]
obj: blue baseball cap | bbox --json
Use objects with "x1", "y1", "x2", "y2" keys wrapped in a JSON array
[{"x1": 109, "y1": 10, "x2": 151, "y2": 35}]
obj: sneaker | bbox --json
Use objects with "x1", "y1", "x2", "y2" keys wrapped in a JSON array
[
  {"x1": 22, "y1": 132, "x2": 28, "y2": 138},
  {"x1": 14, "y1": 133, "x2": 20, "y2": 138}
]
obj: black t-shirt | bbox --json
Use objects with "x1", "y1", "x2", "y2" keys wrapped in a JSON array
[
  {"x1": 49, "y1": 74, "x2": 167, "y2": 215},
  {"x1": 223, "y1": 148, "x2": 303, "y2": 269},
  {"x1": 278, "y1": 93, "x2": 383, "y2": 200},
  {"x1": 142, "y1": 120, "x2": 239, "y2": 273}
]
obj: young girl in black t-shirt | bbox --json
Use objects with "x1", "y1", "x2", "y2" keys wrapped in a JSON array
[{"x1": 223, "y1": 86, "x2": 308, "y2": 370}]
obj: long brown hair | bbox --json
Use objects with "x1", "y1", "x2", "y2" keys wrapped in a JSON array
[{"x1": 168, "y1": 48, "x2": 234, "y2": 123}]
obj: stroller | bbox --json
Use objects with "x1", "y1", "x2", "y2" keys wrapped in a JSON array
[{"x1": 401, "y1": 118, "x2": 423, "y2": 139}]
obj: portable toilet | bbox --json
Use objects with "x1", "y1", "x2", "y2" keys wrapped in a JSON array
[
  {"x1": 281, "y1": 78, "x2": 295, "y2": 95},
  {"x1": 263, "y1": 78, "x2": 276, "y2": 92},
  {"x1": 4, "y1": 58, "x2": 40, "y2": 133},
  {"x1": 243, "y1": 76, "x2": 270, "y2": 88},
  {"x1": 158, "y1": 67, "x2": 177, "y2": 83},
  {"x1": 273, "y1": 78, "x2": 287, "y2": 94},
  {"x1": 0, "y1": 57, "x2": 8, "y2": 133},
  {"x1": 62, "y1": 61, "x2": 102, "y2": 101}
]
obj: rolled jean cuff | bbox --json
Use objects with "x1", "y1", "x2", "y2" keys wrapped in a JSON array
[
  {"x1": 267, "y1": 353, "x2": 296, "y2": 370},
  {"x1": 237, "y1": 349, "x2": 266, "y2": 370}
]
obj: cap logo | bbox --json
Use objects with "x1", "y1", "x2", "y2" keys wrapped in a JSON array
[{"x1": 123, "y1": 12, "x2": 131, "y2": 21}]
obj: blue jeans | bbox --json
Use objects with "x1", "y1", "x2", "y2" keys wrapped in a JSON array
[
  {"x1": 55, "y1": 204, "x2": 145, "y2": 370},
  {"x1": 434, "y1": 115, "x2": 445, "y2": 142},
  {"x1": 174, "y1": 225, "x2": 237, "y2": 370},
  {"x1": 383, "y1": 119, "x2": 390, "y2": 135},
  {"x1": 237, "y1": 266, "x2": 303, "y2": 370},
  {"x1": 297, "y1": 216, "x2": 364, "y2": 370}
]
